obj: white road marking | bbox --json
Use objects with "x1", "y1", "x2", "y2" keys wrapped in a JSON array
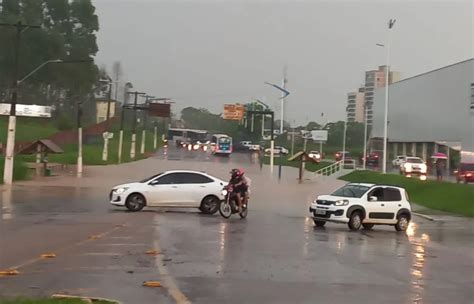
[{"x1": 153, "y1": 217, "x2": 191, "y2": 304}]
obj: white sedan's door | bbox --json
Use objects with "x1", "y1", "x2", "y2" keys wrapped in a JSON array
[
  {"x1": 147, "y1": 173, "x2": 183, "y2": 206},
  {"x1": 175, "y1": 173, "x2": 217, "y2": 206}
]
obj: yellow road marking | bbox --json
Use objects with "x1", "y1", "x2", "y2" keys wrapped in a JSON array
[{"x1": 8, "y1": 224, "x2": 125, "y2": 271}]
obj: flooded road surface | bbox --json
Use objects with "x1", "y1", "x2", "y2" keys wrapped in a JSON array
[{"x1": 1, "y1": 148, "x2": 473, "y2": 303}]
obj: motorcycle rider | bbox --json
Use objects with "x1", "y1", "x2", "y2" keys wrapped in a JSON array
[{"x1": 228, "y1": 168, "x2": 248, "y2": 213}]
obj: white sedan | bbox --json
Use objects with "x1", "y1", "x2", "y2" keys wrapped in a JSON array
[
  {"x1": 265, "y1": 146, "x2": 289, "y2": 155},
  {"x1": 110, "y1": 170, "x2": 227, "y2": 213}
]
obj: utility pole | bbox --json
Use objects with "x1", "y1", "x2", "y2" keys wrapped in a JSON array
[
  {"x1": 141, "y1": 95, "x2": 155, "y2": 154},
  {"x1": 118, "y1": 82, "x2": 133, "y2": 163},
  {"x1": 127, "y1": 91, "x2": 146, "y2": 159},
  {"x1": 102, "y1": 78, "x2": 113, "y2": 162},
  {"x1": 1, "y1": 21, "x2": 40, "y2": 185}
]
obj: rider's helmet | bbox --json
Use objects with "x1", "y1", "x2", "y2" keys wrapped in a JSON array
[{"x1": 230, "y1": 168, "x2": 244, "y2": 179}]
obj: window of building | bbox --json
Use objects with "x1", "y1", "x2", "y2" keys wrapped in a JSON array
[{"x1": 470, "y1": 83, "x2": 474, "y2": 111}]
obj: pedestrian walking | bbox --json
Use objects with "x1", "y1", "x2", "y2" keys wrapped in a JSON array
[{"x1": 436, "y1": 159, "x2": 444, "y2": 181}]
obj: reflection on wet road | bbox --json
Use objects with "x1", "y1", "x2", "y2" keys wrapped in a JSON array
[{"x1": 1, "y1": 148, "x2": 473, "y2": 303}]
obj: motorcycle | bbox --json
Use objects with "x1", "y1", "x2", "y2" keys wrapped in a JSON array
[{"x1": 219, "y1": 185, "x2": 248, "y2": 219}]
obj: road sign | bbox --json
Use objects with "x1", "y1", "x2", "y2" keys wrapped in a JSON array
[
  {"x1": 0, "y1": 103, "x2": 52, "y2": 118},
  {"x1": 103, "y1": 132, "x2": 114, "y2": 140},
  {"x1": 311, "y1": 130, "x2": 328, "y2": 141},
  {"x1": 223, "y1": 104, "x2": 245, "y2": 120},
  {"x1": 149, "y1": 102, "x2": 171, "y2": 117}
]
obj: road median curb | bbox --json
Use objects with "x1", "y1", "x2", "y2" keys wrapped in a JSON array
[{"x1": 413, "y1": 212, "x2": 435, "y2": 221}]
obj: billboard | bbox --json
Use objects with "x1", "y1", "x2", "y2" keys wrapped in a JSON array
[
  {"x1": 149, "y1": 103, "x2": 171, "y2": 118},
  {"x1": 223, "y1": 104, "x2": 245, "y2": 120},
  {"x1": 311, "y1": 130, "x2": 328, "y2": 142},
  {"x1": 0, "y1": 103, "x2": 52, "y2": 118}
]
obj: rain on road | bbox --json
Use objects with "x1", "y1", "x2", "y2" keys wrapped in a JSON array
[{"x1": 1, "y1": 147, "x2": 473, "y2": 303}]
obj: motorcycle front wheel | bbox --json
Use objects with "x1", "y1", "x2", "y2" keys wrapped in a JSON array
[{"x1": 219, "y1": 201, "x2": 232, "y2": 218}]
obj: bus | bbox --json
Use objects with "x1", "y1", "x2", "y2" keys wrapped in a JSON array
[
  {"x1": 211, "y1": 134, "x2": 233, "y2": 155},
  {"x1": 167, "y1": 128, "x2": 208, "y2": 146}
]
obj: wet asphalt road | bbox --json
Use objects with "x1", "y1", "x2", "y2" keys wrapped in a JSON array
[{"x1": 1, "y1": 147, "x2": 473, "y2": 304}]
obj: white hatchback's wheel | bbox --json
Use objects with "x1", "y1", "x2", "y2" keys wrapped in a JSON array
[
  {"x1": 125, "y1": 193, "x2": 146, "y2": 212},
  {"x1": 395, "y1": 214, "x2": 410, "y2": 232},
  {"x1": 348, "y1": 211, "x2": 362, "y2": 231},
  {"x1": 219, "y1": 201, "x2": 232, "y2": 218}
]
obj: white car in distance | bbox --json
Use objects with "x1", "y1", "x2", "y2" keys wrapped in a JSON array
[
  {"x1": 110, "y1": 170, "x2": 226, "y2": 213},
  {"x1": 309, "y1": 183, "x2": 412, "y2": 232},
  {"x1": 265, "y1": 146, "x2": 289, "y2": 155},
  {"x1": 308, "y1": 151, "x2": 322, "y2": 163},
  {"x1": 392, "y1": 155, "x2": 407, "y2": 167},
  {"x1": 400, "y1": 157, "x2": 427, "y2": 177}
]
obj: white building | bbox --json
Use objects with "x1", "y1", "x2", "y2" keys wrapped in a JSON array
[{"x1": 371, "y1": 59, "x2": 474, "y2": 167}]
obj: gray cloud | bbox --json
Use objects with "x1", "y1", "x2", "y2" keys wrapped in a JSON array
[{"x1": 94, "y1": 0, "x2": 473, "y2": 124}]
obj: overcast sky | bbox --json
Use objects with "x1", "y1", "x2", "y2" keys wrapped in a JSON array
[{"x1": 93, "y1": 0, "x2": 473, "y2": 124}]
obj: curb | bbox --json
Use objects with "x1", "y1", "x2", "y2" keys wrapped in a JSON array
[
  {"x1": 413, "y1": 212, "x2": 435, "y2": 221},
  {"x1": 52, "y1": 294, "x2": 122, "y2": 304}
]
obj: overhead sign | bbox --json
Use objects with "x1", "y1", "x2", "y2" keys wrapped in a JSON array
[
  {"x1": 0, "y1": 103, "x2": 52, "y2": 118},
  {"x1": 223, "y1": 104, "x2": 244, "y2": 120},
  {"x1": 149, "y1": 103, "x2": 171, "y2": 118},
  {"x1": 311, "y1": 130, "x2": 328, "y2": 142}
]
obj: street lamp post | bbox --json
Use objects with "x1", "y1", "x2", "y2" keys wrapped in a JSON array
[
  {"x1": 362, "y1": 101, "x2": 368, "y2": 170},
  {"x1": 77, "y1": 100, "x2": 84, "y2": 177},
  {"x1": 1, "y1": 21, "x2": 40, "y2": 185},
  {"x1": 379, "y1": 18, "x2": 396, "y2": 174}
]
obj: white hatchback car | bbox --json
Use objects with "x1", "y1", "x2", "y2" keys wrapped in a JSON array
[
  {"x1": 110, "y1": 170, "x2": 227, "y2": 213},
  {"x1": 309, "y1": 183, "x2": 412, "y2": 231}
]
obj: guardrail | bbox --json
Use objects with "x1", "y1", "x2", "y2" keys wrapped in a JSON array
[
  {"x1": 311, "y1": 159, "x2": 356, "y2": 178},
  {"x1": 312, "y1": 161, "x2": 343, "y2": 177}
]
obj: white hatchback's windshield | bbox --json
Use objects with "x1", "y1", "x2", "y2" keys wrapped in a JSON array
[
  {"x1": 331, "y1": 184, "x2": 370, "y2": 198},
  {"x1": 406, "y1": 158, "x2": 423, "y2": 163}
]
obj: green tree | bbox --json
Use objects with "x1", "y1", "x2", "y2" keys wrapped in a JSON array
[{"x1": 0, "y1": 0, "x2": 100, "y2": 120}]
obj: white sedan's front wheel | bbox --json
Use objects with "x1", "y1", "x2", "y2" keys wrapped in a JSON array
[{"x1": 125, "y1": 193, "x2": 146, "y2": 212}]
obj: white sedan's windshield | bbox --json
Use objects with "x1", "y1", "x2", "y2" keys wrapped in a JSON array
[{"x1": 331, "y1": 184, "x2": 370, "y2": 198}]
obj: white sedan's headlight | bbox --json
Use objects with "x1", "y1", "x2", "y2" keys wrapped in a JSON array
[
  {"x1": 420, "y1": 164, "x2": 427, "y2": 172},
  {"x1": 115, "y1": 187, "x2": 129, "y2": 194},
  {"x1": 334, "y1": 199, "x2": 349, "y2": 206},
  {"x1": 404, "y1": 164, "x2": 412, "y2": 172},
  {"x1": 221, "y1": 190, "x2": 228, "y2": 196}
]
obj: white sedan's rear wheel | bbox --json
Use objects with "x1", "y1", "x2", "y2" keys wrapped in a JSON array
[{"x1": 200, "y1": 196, "x2": 220, "y2": 214}]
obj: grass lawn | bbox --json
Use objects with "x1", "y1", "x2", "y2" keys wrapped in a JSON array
[
  {"x1": 18, "y1": 130, "x2": 159, "y2": 166},
  {"x1": 0, "y1": 117, "x2": 58, "y2": 143},
  {"x1": 263, "y1": 156, "x2": 333, "y2": 172},
  {"x1": 0, "y1": 156, "x2": 28, "y2": 182},
  {"x1": 0, "y1": 299, "x2": 114, "y2": 304},
  {"x1": 339, "y1": 170, "x2": 474, "y2": 217}
]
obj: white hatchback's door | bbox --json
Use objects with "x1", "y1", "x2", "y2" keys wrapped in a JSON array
[
  {"x1": 380, "y1": 187, "x2": 403, "y2": 223},
  {"x1": 365, "y1": 187, "x2": 394, "y2": 224}
]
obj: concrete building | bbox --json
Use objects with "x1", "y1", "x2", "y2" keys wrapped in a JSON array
[
  {"x1": 364, "y1": 65, "x2": 400, "y2": 126},
  {"x1": 371, "y1": 58, "x2": 474, "y2": 169},
  {"x1": 347, "y1": 87, "x2": 365, "y2": 123},
  {"x1": 96, "y1": 100, "x2": 116, "y2": 123}
]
